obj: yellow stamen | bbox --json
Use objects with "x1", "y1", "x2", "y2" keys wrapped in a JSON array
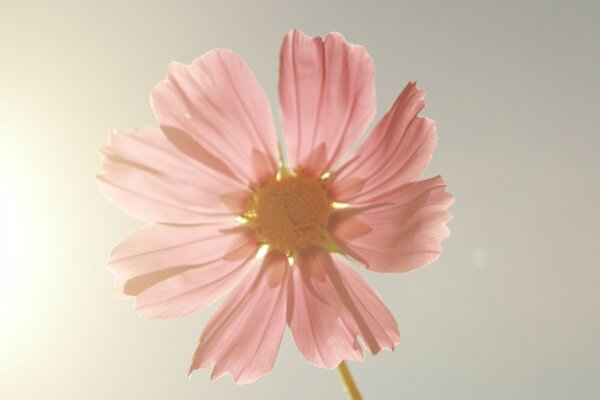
[
  {"x1": 332, "y1": 202, "x2": 349, "y2": 209},
  {"x1": 244, "y1": 172, "x2": 333, "y2": 255},
  {"x1": 255, "y1": 244, "x2": 269, "y2": 259}
]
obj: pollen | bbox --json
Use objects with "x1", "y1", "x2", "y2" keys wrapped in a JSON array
[{"x1": 245, "y1": 173, "x2": 332, "y2": 255}]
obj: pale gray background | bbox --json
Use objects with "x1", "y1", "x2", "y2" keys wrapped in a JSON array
[{"x1": 1, "y1": 0, "x2": 599, "y2": 399}]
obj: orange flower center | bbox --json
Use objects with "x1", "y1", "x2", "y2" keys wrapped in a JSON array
[{"x1": 247, "y1": 173, "x2": 332, "y2": 255}]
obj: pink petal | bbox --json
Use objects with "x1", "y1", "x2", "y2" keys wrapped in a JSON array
[
  {"x1": 278, "y1": 29, "x2": 376, "y2": 176},
  {"x1": 109, "y1": 224, "x2": 258, "y2": 319},
  {"x1": 151, "y1": 50, "x2": 279, "y2": 185},
  {"x1": 330, "y1": 176, "x2": 454, "y2": 273},
  {"x1": 189, "y1": 251, "x2": 289, "y2": 384},
  {"x1": 98, "y1": 126, "x2": 249, "y2": 224},
  {"x1": 287, "y1": 247, "x2": 399, "y2": 368},
  {"x1": 328, "y1": 252, "x2": 400, "y2": 354},
  {"x1": 330, "y1": 82, "x2": 437, "y2": 204}
]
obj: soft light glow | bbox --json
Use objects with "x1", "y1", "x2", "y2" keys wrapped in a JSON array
[
  {"x1": 0, "y1": 161, "x2": 26, "y2": 332},
  {"x1": 255, "y1": 244, "x2": 270, "y2": 259}
]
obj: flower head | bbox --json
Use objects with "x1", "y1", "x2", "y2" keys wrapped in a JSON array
[{"x1": 98, "y1": 29, "x2": 453, "y2": 384}]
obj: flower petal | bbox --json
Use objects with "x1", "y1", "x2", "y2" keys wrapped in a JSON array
[
  {"x1": 328, "y1": 252, "x2": 400, "y2": 355},
  {"x1": 98, "y1": 126, "x2": 249, "y2": 224},
  {"x1": 287, "y1": 247, "x2": 399, "y2": 368},
  {"x1": 189, "y1": 251, "x2": 289, "y2": 384},
  {"x1": 330, "y1": 82, "x2": 437, "y2": 204},
  {"x1": 109, "y1": 224, "x2": 258, "y2": 319},
  {"x1": 278, "y1": 29, "x2": 375, "y2": 176},
  {"x1": 151, "y1": 50, "x2": 279, "y2": 185},
  {"x1": 330, "y1": 176, "x2": 454, "y2": 273}
]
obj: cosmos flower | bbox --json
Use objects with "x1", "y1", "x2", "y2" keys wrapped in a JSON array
[{"x1": 98, "y1": 28, "x2": 453, "y2": 384}]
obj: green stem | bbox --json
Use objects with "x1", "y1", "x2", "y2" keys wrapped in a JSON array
[{"x1": 336, "y1": 361, "x2": 362, "y2": 400}]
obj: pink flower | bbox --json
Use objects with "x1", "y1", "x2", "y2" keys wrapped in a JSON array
[{"x1": 98, "y1": 29, "x2": 453, "y2": 384}]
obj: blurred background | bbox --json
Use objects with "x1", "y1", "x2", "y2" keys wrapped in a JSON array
[{"x1": 1, "y1": 0, "x2": 599, "y2": 398}]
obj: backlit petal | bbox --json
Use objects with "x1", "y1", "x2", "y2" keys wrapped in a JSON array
[
  {"x1": 287, "y1": 247, "x2": 398, "y2": 368},
  {"x1": 189, "y1": 252, "x2": 288, "y2": 384},
  {"x1": 109, "y1": 224, "x2": 258, "y2": 319},
  {"x1": 278, "y1": 29, "x2": 375, "y2": 176},
  {"x1": 330, "y1": 82, "x2": 437, "y2": 204},
  {"x1": 330, "y1": 176, "x2": 454, "y2": 273},
  {"x1": 98, "y1": 126, "x2": 249, "y2": 224},
  {"x1": 151, "y1": 50, "x2": 279, "y2": 185}
]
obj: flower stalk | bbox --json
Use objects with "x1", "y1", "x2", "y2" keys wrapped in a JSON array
[{"x1": 337, "y1": 361, "x2": 362, "y2": 400}]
